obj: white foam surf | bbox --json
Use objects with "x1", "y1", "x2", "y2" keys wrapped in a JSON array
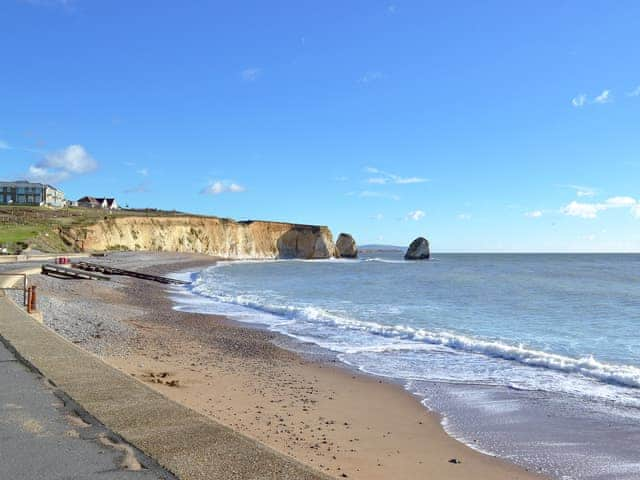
[{"x1": 188, "y1": 276, "x2": 640, "y2": 391}]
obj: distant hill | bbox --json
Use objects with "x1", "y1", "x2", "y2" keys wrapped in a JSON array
[{"x1": 359, "y1": 244, "x2": 405, "y2": 252}]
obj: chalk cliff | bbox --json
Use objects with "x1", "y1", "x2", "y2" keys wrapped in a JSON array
[{"x1": 60, "y1": 215, "x2": 337, "y2": 259}]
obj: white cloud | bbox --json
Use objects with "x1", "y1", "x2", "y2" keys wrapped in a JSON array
[
  {"x1": 563, "y1": 201, "x2": 604, "y2": 219},
  {"x1": 26, "y1": 165, "x2": 70, "y2": 184},
  {"x1": 628, "y1": 85, "x2": 640, "y2": 97},
  {"x1": 241, "y1": 68, "x2": 261, "y2": 82},
  {"x1": 367, "y1": 177, "x2": 388, "y2": 184},
  {"x1": 559, "y1": 184, "x2": 597, "y2": 197},
  {"x1": 594, "y1": 89, "x2": 611, "y2": 104},
  {"x1": 605, "y1": 196, "x2": 636, "y2": 207},
  {"x1": 359, "y1": 71, "x2": 383, "y2": 84},
  {"x1": 0, "y1": 140, "x2": 10, "y2": 150},
  {"x1": 562, "y1": 196, "x2": 638, "y2": 219},
  {"x1": 457, "y1": 213, "x2": 472, "y2": 220},
  {"x1": 605, "y1": 197, "x2": 638, "y2": 207},
  {"x1": 40, "y1": 144, "x2": 97, "y2": 173},
  {"x1": 525, "y1": 210, "x2": 543, "y2": 218},
  {"x1": 201, "y1": 180, "x2": 246, "y2": 195},
  {"x1": 571, "y1": 94, "x2": 587, "y2": 107},
  {"x1": 407, "y1": 210, "x2": 425, "y2": 221},
  {"x1": 137, "y1": 168, "x2": 149, "y2": 176},
  {"x1": 364, "y1": 167, "x2": 428, "y2": 185},
  {"x1": 632, "y1": 205, "x2": 640, "y2": 218},
  {"x1": 23, "y1": 144, "x2": 97, "y2": 185},
  {"x1": 395, "y1": 176, "x2": 427, "y2": 184},
  {"x1": 356, "y1": 191, "x2": 400, "y2": 201}
]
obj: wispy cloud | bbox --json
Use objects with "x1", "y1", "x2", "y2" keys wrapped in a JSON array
[
  {"x1": 572, "y1": 89, "x2": 616, "y2": 107},
  {"x1": 359, "y1": 71, "x2": 383, "y2": 84},
  {"x1": 137, "y1": 168, "x2": 149, "y2": 176},
  {"x1": 371, "y1": 213, "x2": 384, "y2": 221},
  {"x1": 562, "y1": 196, "x2": 638, "y2": 219},
  {"x1": 559, "y1": 184, "x2": 597, "y2": 197},
  {"x1": 525, "y1": 210, "x2": 543, "y2": 218},
  {"x1": 348, "y1": 190, "x2": 400, "y2": 201},
  {"x1": 364, "y1": 167, "x2": 428, "y2": 185},
  {"x1": 571, "y1": 94, "x2": 587, "y2": 107},
  {"x1": 387, "y1": 4, "x2": 397, "y2": 14},
  {"x1": 241, "y1": 68, "x2": 261, "y2": 82},
  {"x1": 124, "y1": 182, "x2": 150, "y2": 194},
  {"x1": 23, "y1": 0, "x2": 73, "y2": 6},
  {"x1": 0, "y1": 140, "x2": 10, "y2": 150},
  {"x1": 457, "y1": 213, "x2": 472, "y2": 220},
  {"x1": 201, "y1": 180, "x2": 246, "y2": 195},
  {"x1": 406, "y1": 210, "x2": 425, "y2": 221},
  {"x1": 628, "y1": 85, "x2": 640, "y2": 97},
  {"x1": 594, "y1": 89, "x2": 611, "y2": 104},
  {"x1": 22, "y1": 0, "x2": 76, "y2": 12}
]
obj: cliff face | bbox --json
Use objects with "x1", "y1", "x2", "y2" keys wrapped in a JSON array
[{"x1": 61, "y1": 216, "x2": 337, "y2": 259}]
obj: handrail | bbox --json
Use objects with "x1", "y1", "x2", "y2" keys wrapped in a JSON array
[{"x1": 0, "y1": 273, "x2": 28, "y2": 306}]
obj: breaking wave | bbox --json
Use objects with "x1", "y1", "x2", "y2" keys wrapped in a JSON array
[{"x1": 189, "y1": 278, "x2": 640, "y2": 391}]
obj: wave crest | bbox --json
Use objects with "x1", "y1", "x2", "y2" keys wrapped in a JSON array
[{"x1": 189, "y1": 277, "x2": 640, "y2": 390}]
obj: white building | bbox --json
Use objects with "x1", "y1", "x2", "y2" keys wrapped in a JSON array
[
  {"x1": 0, "y1": 181, "x2": 65, "y2": 207},
  {"x1": 77, "y1": 196, "x2": 119, "y2": 210}
]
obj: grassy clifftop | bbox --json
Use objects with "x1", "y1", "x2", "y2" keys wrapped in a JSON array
[{"x1": 0, "y1": 206, "x2": 195, "y2": 254}]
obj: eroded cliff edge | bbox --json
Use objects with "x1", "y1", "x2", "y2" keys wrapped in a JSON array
[{"x1": 60, "y1": 215, "x2": 337, "y2": 259}]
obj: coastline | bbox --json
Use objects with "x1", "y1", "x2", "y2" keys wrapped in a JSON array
[{"x1": 25, "y1": 252, "x2": 545, "y2": 480}]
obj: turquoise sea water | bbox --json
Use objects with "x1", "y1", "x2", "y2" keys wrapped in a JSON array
[{"x1": 170, "y1": 253, "x2": 640, "y2": 479}]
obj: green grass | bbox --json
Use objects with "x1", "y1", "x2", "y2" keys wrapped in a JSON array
[
  {"x1": 0, "y1": 225, "x2": 48, "y2": 244},
  {"x1": 0, "y1": 206, "x2": 202, "y2": 253}
]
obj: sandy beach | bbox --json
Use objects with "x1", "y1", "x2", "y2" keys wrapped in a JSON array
[{"x1": 22, "y1": 252, "x2": 545, "y2": 480}]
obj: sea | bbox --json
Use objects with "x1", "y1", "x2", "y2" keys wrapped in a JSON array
[{"x1": 169, "y1": 252, "x2": 640, "y2": 480}]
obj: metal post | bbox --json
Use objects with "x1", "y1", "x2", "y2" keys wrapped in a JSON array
[
  {"x1": 23, "y1": 274, "x2": 28, "y2": 307},
  {"x1": 30, "y1": 285, "x2": 37, "y2": 312},
  {"x1": 27, "y1": 287, "x2": 32, "y2": 314}
]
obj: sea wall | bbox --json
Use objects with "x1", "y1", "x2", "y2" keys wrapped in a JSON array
[{"x1": 60, "y1": 216, "x2": 336, "y2": 259}]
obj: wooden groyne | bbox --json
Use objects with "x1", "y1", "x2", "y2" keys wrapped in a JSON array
[
  {"x1": 72, "y1": 262, "x2": 189, "y2": 285},
  {"x1": 42, "y1": 264, "x2": 111, "y2": 281}
]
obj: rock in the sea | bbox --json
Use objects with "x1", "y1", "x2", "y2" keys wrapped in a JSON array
[
  {"x1": 335, "y1": 233, "x2": 358, "y2": 258},
  {"x1": 404, "y1": 237, "x2": 430, "y2": 260}
]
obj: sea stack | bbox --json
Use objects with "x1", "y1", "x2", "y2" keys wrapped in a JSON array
[
  {"x1": 335, "y1": 233, "x2": 358, "y2": 258},
  {"x1": 404, "y1": 237, "x2": 430, "y2": 260}
]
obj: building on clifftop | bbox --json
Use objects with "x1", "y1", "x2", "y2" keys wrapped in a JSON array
[
  {"x1": 77, "y1": 196, "x2": 119, "y2": 210},
  {"x1": 0, "y1": 181, "x2": 65, "y2": 207}
]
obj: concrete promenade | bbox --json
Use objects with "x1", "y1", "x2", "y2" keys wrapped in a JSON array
[
  {"x1": 0, "y1": 337, "x2": 172, "y2": 479},
  {"x1": 0, "y1": 293, "x2": 330, "y2": 480}
]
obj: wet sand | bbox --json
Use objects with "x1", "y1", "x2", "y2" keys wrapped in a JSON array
[{"x1": 29, "y1": 253, "x2": 546, "y2": 480}]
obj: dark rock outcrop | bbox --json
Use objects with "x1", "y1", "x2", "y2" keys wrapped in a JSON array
[
  {"x1": 404, "y1": 237, "x2": 430, "y2": 260},
  {"x1": 335, "y1": 233, "x2": 358, "y2": 258}
]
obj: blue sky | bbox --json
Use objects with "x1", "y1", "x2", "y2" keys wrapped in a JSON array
[{"x1": 1, "y1": 0, "x2": 639, "y2": 252}]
